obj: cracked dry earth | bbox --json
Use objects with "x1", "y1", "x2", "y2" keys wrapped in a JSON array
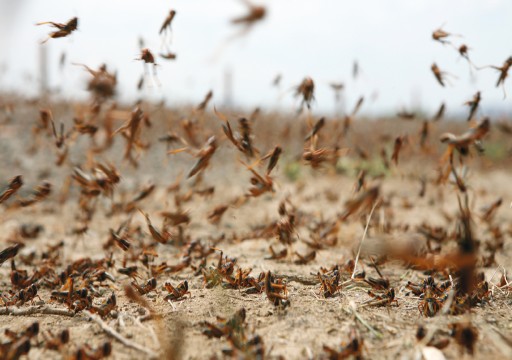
[{"x1": 0, "y1": 105, "x2": 511, "y2": 360}]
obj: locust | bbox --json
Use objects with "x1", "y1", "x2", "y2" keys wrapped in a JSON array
[
  {"x1": 107, "y1": 223, "x2": 131, "y2": 252},
  {"x1": 196, "y1": 90, "x2": 213, "y2": 112},
  {"x1": 208, "y1": 205, "x2": 229, "y2": 225},
  {"x1": 340, "y1": 185, "x2": 380, "y2": 221},
  {"x1": 3, "y1": 284, "x2": 42, "y2": 306},
  {"x1": 450, "y1": 322, "x2": 478, "y2": 355},
  {"x1": 168, "y1": 136, "x2": 217, "y2": 179},
  {"x1": 214, "y1": 107, "x2": 258, "y2": 157},
  {"x1": 265, "y1": 245, "x2": 287, "y2": 260},
  {"x1": 159, "y1": 9, "x2": 177, "y2": 35},
  {"x1": 0, "y1": 244, "x2": 22, "y2": 267},
  {"x1": 493, "y1": 57, "x2": 512, "y2": 89},
  {"x1": 418, "y1": 285, "x2": 444, "y2": 317},
  {"x1": 323, "y1": 327, "x2": 364, "y2": 360},
  {"x1": 432, "y1": 25, "x2": 460, "y2": 45},
  {"x1": 0, "y1": 322, "x2": 39, "y2": 360},
  {"x1": 201, "y1": 308, "x2": 247, "y2": 339},
  {"x1": 295, "y1": 77, "x2": 315, "y2": 111},
  {"x1": 137, "y1": 48, "x2": 160, "y2": 87},
  {"x1": 118, "y1": 266, "x2": 141, "y2": 281},
  {"x1": 304, "y1": 117, "x2": 347, "y2": 169},
  {"x1": 138, "y1": 48, "x2": 157, "y2": 66},
  {"x1": 164, "y1": 280, "x2": 191, "y2": 301},
  {"x1": 479, "y1": 56, "x2": 512, "y2": 97},
  {"x1": 240, "y1": 154, "x2": 279, "y2": 197},
  {"x1": 317, "y1": 267, "x2": 341, "y2": 298},
  {"x1": 42, "y1": 329, "x2": 70, "y2": 351},
  {"x1": 131, "y1": 278, "x2": 157, "y2": 296},
  {"x1": 139, "y1": 209, "x2": 172, "y2": 244},
  {"x1": 391, "y1": 136, "x2": 404, "y2": 165},
  {"x1": 113, "y1": 106, "x2": 146, "y2": 166},
  {"x1": 264, "y1": 271, "x2": 289, "y2": 307},
  {"x1": 294, "y1": 250, "x2": 316, "y2": 265},
  {"x1": 232, "y1": 1, "x2": 266, "y2": 25},
  {"x1": 0, "y1": 176, "x2": 23, "y2": 205},
  {"x1": 397, "y1": 109, "x2": 415, "y2": 120},
  {"x1": 342, "y1": 96, "x2": 364, "y2": 136},
  {"x1": 17, "y1": 181, "x2": 52, "y2": 208},
  {"x1": 71, "y1": 342, "x2": 112, "y2": 360},
  {"x1": 37, "y1": 17, "x2": 78, "y2": 43},
  {"x1": 362, "y1": 288, "x2": 398, "y2": 307},
  {"x1": 74, "y1": 63, "x2": 117, "y2": 100},
  {"x1": 431, "y1": 63, "x2": 452, "y2": 87},
  {"x1": 160, "y1": 52, "x2": 177, "y2": 60},
  {"x1": 440, "y1": 117, "x2": 490, "y2": 160},
  {"x1": 457, "y1": 44, "x2": 475, "y2": 68},
  {"x1": 432, "y1": 102, "x2": 446, "y2": 121},
  {"x1": 464, "y1": 91, "x2": 481, "y2": 121},
  {"x1": 419, "y1": 121, "x2": 429, "y2": 149},
  {"x1": 304, "y1": 117, "x2": 325, "y2": 142},
  {"x1": 89, "y1": 293, "x2": 117, "y2": 318}
]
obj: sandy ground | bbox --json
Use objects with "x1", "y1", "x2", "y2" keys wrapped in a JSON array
[{"x1": 0, "y1": 101, "x2": 511, "y2": 359}]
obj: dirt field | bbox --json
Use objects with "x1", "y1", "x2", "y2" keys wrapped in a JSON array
[{"x1": 0, "y1": 99, "x2": 511, "y2": 360}]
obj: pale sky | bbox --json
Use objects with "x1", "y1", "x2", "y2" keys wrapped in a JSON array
[{"x1": 0, "y1": 0, "x2": 511, "y2": 116}]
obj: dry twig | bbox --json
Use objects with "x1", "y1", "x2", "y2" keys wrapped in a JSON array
[{"x1": 85, "y1": 311, "x2": 158, "y2": 358}]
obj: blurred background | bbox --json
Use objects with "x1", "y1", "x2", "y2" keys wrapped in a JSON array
[{"x1": 0, "y1": 0, "x2": 511, "y2": 117}]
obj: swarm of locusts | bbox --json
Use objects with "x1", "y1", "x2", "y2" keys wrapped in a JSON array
[{"x1": 0, "y1": 7, "x2": 510, "y2": 360}]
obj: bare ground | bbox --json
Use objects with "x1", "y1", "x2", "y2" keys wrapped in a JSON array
[{"x1": 0, "y1": 101, "x2": 511, "y2": 359}]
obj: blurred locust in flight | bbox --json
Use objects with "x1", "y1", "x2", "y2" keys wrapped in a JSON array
[
  {"x1": 37, "y1": 17, "x2": 78, "y2": 43},
  {"x1": 464, "y1": 91, "x2": 481, "y2": 121},
  {"x1": 440, "y1": 117, "x2": 490, "y2": 174},
  {"x1": 137, "y1": 48, "x2": 160, "y2": 87},
  {"x1": 479, "y1": 56, "x2": 512, "y2": 98},
  {"x1": 241, "y1": 146, "x2": 282, "y2": 197},
  {"x1": 432, "y1": 102, "x2": 446, "y2": 122},
  {"x1": 0, "y1": 175, "x2": 23, "y2": 205},
  {"x1": 168, "y1": 136, "x2": 218, "y2": 179},
  {"x1": 295, "y1": 77, "x2": 315, "y2": 112},
  {"x1": 159, "y1": 52, "x2": 177, "y2": 61},
  {"x1": 159, "y1": 9, "x2": 177, "y2": 55},
  {"x1": 113, "y1": 106, "x2": 147, "y2": 167},
  {"x1": 342, "y1": 96, "x2": 364, "y2": 136},
  {"x1": 456, "y1": 44, "x2": 476, "y2": 69},
  {"x1": 232, "y1": 0, "x2": 266, "y2": 26},
  {"x1": 432, "y1": 25, "x2": 460, "y2": 45},
  {"x1": 211, "y1": 1, "x2": 266, "y2": 60},
  {"x1": 214, "y1": 107, "x2": 258, "y2": 158},
  {"x1": 159, "y1": 10, "x2": 177, "y2": 35},
  {"x1": 197, "y1": 90, "x2": 213, "y2": 112},
  {"x1": 431, "y1": 63, "x2": 455, "y2": 87}
]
